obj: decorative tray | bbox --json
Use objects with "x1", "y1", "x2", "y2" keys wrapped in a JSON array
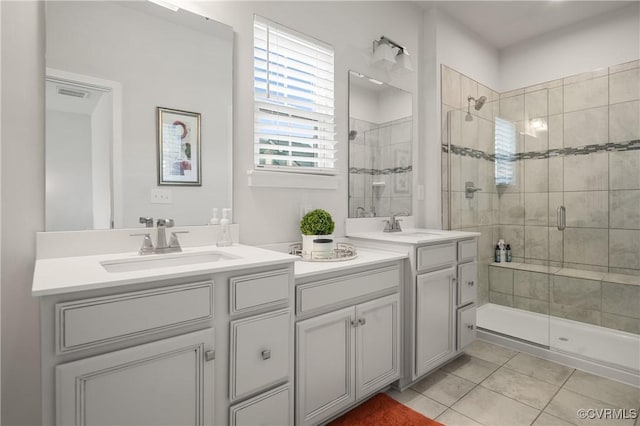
[{"x1": 289, "y1": 242, "x2": 358, "y2": 262}]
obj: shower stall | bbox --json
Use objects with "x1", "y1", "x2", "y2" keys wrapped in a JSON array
[{"x1": 441, "y1": 63, "x2": 640, "y2": 380}]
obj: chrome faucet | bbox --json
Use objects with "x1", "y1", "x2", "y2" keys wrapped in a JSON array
[
  {"x1": 131, "y1": 218, "x2": 188, "y2": 255},
  {"x1": 155, "y1": 218, "x2": 175, "y2": 252},
  {"x1": 383, "y1": 212, "x2": 409, "y2": 233}
]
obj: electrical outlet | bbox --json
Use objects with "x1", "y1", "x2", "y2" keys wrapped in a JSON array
[{"x1": 151, "y1": 188, "x2": 172, "y2": 204}]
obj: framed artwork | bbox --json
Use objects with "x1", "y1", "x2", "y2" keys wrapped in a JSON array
[
  {"x1": 157, "y1": 107, "x2": 201, "y2": 186},
  {"x1": 394, "y1": 148, "x2": 410, "y2": 193}
]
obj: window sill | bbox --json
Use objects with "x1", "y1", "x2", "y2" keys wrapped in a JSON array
[{"x1": 247, "y1": 169, "x2": 340, "y2": 190}]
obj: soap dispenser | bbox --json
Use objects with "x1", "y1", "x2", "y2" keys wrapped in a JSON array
[{"x1": 217, "y1": 208, "x2": 233, "y2": 247}]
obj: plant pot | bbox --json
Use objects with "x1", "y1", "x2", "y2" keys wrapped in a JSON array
[{"x1": 302, "y1": 234, "x2": 334, "y2": 258}]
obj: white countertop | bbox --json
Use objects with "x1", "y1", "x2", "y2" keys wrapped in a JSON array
[
  {"x1": 32, "y1": 244, "x2": 297, "y2": 297},
  {"x1": 294, "y1": 247, "x2": 408, "y2": 279},
  {"x1": 346, "y1": 228, "x2": 480, "y2": 245}
]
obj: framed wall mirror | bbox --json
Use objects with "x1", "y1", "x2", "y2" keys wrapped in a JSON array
[
  {"x1": 348, "y1": 71, "x2": 413, "y2": 218},
  {"x1": 45, "y1": 1, "x2": 233, "y2": 231}
]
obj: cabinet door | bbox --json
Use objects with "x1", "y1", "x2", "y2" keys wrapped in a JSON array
[
  {"x1": 458, "y1": 261, "x2": 478, "y2": 306},
  {"x1": 415, "y1": 268, "x2": 456, "y2": 378},
  {"x1": 355, "y1": 293, "x2": 401, "y2": 399},
  {"x1": 296, "y1": 306, "x2": 356, "y2": 426},
  {"x1": 458, "y1": 304, "x2": 477, "y2": 350},
  {"x1": 56, "y1": 329, "x2": 214, "y2": 426}
]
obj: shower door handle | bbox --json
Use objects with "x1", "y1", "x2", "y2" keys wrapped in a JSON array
[{"x1": 556, "y1": 206, "x2": 566, "y2": 231}]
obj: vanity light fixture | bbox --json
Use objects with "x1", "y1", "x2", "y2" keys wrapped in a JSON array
[
  {"x1": 372, "y1": 36, "x2": 413, "y2": 72},
  {"x1": 148, "y1": 0, "x2": 180, "y2": 12}
]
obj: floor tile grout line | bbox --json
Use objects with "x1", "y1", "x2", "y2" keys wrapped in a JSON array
[{"x1": 529, "y1": 368, "x2": 578, "y2": 426}]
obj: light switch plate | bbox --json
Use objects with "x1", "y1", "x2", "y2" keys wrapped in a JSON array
[{"x1": 151, "y1": 188, "x2": 172, "y2": 204}]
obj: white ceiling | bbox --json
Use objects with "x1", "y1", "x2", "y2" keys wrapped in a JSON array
[{"x1": 417, "y1": 1, "x2": 635, "y2": 50}]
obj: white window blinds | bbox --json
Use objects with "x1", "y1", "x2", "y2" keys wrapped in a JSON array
[
  {"x1": 495, "y1": 116, "x2": 516, "y2": 185},
  {"x1": 254, "y1": 16, "x2": 336, "y2": 174}
]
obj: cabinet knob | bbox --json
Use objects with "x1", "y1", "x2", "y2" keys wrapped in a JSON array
[
  {"x1": 468, "y1": 281, "x2": 475, "y2": 286},
  {"x1": 351, "y1": 319, "x2": 358, "y2": 328},
  {"x1": 261, "y1": 349, "x2": 271, "y2": 360},
  {"x1": 204, "y1": 350, "x2": 215, "y2": 362},
  {"x1": 358, "y1": 317, "x2": 366, "y2": 326},
  {"x1": 466, "y1": 324, "x2": 475, "y2": 330}
]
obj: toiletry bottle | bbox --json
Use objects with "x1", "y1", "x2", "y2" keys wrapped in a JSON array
[
  {"x1": 209, "y1": 208, "x2": 219, "y2": 225},
  {"x1": 494, "y1": 244, "x2": 501, "y2": 263},
  {"x1": 217, "y1": 208, "x2": 233, "y2": 247},
  {"x1": 505, "y1": 244, "x2": 512, "y2": 262}
]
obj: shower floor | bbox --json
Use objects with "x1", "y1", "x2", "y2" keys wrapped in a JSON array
[{"x1": 477, "y1": 303, "x2": 640, "y2": 373}]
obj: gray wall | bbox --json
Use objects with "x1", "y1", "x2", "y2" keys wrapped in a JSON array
[{"x1": 1, "y1": 2, "x2": 44, "y2": 425}]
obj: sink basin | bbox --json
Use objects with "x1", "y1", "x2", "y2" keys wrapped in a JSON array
[
  {"x1": 388, "y1": 231, "x2": 446, "y2": 237},
  {"x1": 101, "y1": 251, "x2": 239, "y2": 273}
]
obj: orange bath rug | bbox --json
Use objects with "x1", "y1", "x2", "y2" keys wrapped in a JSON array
[{"x1": 327, "y1": 393, "x2": 445, "y2": 426}]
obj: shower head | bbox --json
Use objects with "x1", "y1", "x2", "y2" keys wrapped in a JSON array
[
  {"x1": 348, "y1": 130, "x2": 358, "y2": 141},
  {"x1": 474, "y1": 95, "x2": 487, "y2": 110},
  {"x1": 467, "y1": 95, "x2": 487, "y2": 111}
]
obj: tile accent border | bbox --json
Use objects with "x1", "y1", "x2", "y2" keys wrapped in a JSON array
[
  {"x1": 442, "y1": 139, "x2": 640, "y2": 162},
  {"x1": 349, "y1": 165, "x2": 413, "y2": 175}
]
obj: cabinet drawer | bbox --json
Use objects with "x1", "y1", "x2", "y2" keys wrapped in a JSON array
[
  {"x1": 458, "y1": 262, "x2": 478, "y2": 306},
  {"x1": 457, "y1": 304, "x2": 476, "y2": 350},
  {"x1": 230, "y1": 309, "x2": 291, "y2": 400},
  {"x1": 416, "y1": 243, "x2": 456, "y2": 272},
  {"x1": 230, "y1": 384, "x2": 291, "y2": 426},
  {"x1": 56, "y1": 281, "x2": 213, "y2": 354},
  {"x1": 458, "y1": 239, "x2": 477, "y2": 262},
  {"x1": 296, "y1": 265, "x2": 400, "y2": 316},
  {"x1": 230, "y1": 269, "x2": 290, "y2": 315}
]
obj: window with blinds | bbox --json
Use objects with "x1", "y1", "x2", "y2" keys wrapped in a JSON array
[
  {"x1": 494, "y1": 116, "x2": 516, "y2": 185},
  {"x1": 253, "y1": 16, "x2": 336, "y2": 174}
]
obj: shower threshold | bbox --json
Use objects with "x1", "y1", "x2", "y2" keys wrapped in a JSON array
[{"x1": 477, "y1": 303, "x2": 640, "y2": 373}]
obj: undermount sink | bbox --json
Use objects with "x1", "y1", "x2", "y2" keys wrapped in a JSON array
[
  {"x1": 389, "y1": 231, "x2": 446, "y2": 237},
  {"x1": 101, "y1": 251, "x2": 239, "y2": 273}
]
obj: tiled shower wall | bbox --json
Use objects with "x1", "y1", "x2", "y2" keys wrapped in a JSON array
[
  {"x1": 349, "y1": 116, "x2": 412, "y2": 218},
  {"x1": 442, "y1": 61, "x2": 640, "y2": 330},
  {"x1": 495, "y1": 61, "x2": 640, "y2": 277}
]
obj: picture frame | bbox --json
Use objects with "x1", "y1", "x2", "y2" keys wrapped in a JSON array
[{"x1": 157, "y1": 107, "x2": 201, "y2": 186}]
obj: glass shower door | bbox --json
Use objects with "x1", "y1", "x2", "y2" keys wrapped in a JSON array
[{"x1": 445, "y1": 88, "x2": 553, "y2": 348}]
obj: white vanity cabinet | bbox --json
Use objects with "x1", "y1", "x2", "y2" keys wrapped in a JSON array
[
  {"x1": 412, "y1": 239, "x2": 478, "y2": 382},
  {"x1": 345, "y1": 230, "x2": 479, "y2": 389},
  {"x1": 37, "y1": 259, "x2": 295, "y2": 426},
  {"x1": 294, "y1": 262, "x2": 402, "y2": 426}
]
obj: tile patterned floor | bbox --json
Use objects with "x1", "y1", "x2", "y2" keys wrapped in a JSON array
[{"x1": 387, "y1": 340, "x2": 640, "y2": 426}]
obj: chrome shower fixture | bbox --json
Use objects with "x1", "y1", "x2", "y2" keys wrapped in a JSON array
[{"x1": 465, "y1": 95, "x2": 487, "y2": 121}]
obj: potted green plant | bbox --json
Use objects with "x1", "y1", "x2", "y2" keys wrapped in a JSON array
[{"x1": 300, "y1": 209, "x2": 335, "y2": 258}]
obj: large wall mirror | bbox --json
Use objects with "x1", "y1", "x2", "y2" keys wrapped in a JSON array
[
  {"x1": 348, "y1": 71, "x2": 413, "y2": 218},
  {"x1": 45, "y1": 1, "x2": 233, "y2": 231}
]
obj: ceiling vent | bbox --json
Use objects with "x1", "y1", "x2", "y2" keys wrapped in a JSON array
[{"x1": 57, "y1": 86, "x2": 89, "y2": 99}]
